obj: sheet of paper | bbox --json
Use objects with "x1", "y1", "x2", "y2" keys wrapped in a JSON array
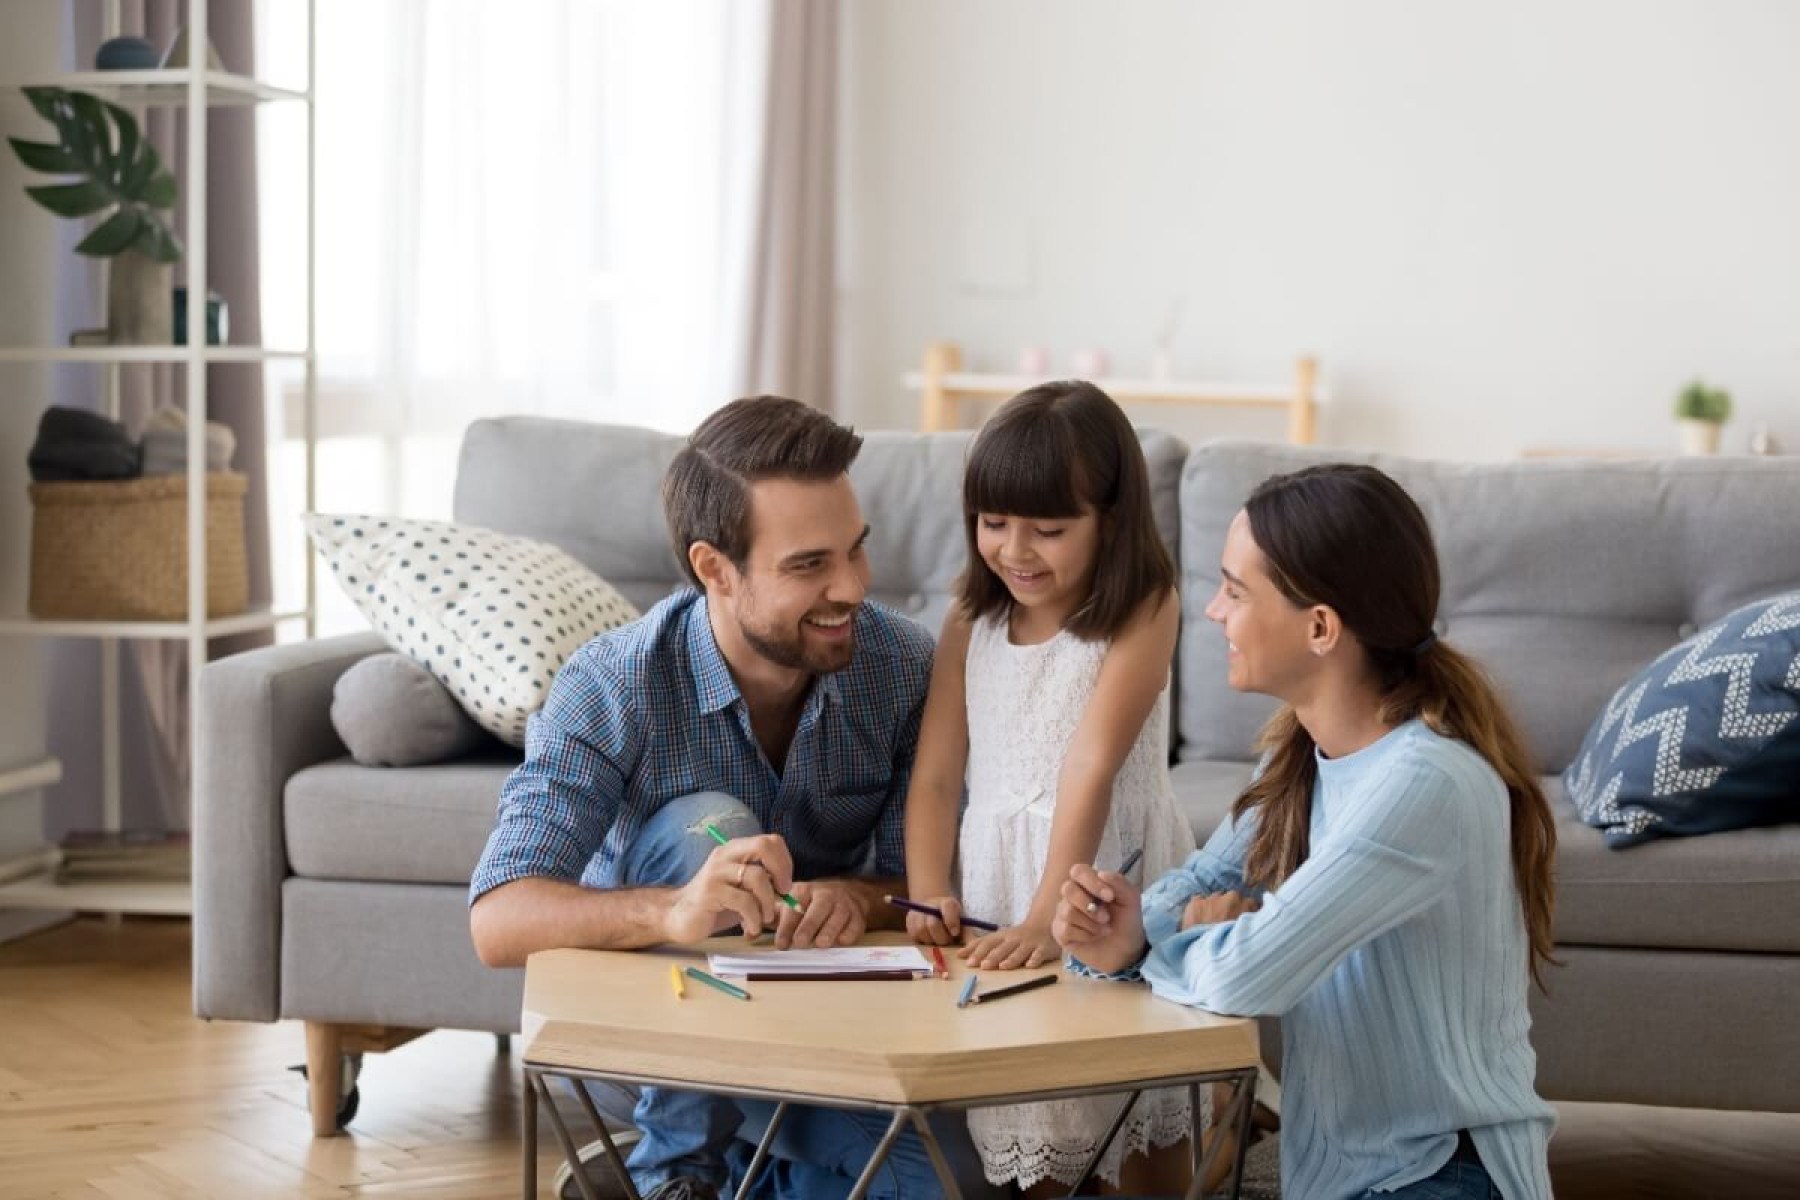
[{"x1": 706, "y1": 945, "x2": 932, "y2": 977}]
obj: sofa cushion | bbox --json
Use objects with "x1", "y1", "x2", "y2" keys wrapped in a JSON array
[
  {"x1": 1547, "y1": 775, "x2": 1800, "y2": 954},
  {"x1": 1177, "y1": 443, "x2": 1800, "y2": 773},
  {"x1": 1171, "y1": 757, "x2": 1800, "y2": 954},
  {"x1": 1563, "y1": 591, "x2": 1800, "y2": 847},
  {"x1": 285, "y1": 757, "x2": 520, "y2": 885},
  {"x1": 304, "y1": 513, "x2": 639, "y2": 745},
  {"x1": 330, "y1": 652, "x2": 493, "y2": 767}
]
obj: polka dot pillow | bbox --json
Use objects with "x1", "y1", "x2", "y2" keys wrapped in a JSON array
[{"x1": 304, "y1": 514, "x2": 639, "y2": 746}]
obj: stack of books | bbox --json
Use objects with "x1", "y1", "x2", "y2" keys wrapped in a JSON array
[{"x1": 55, "y1": 829, "x2": 190, "y2": 884}]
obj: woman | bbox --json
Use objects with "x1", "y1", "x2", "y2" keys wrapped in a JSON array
[{"x1": 1054, "y1": 463, "x2": 1557, "y2": 1200}]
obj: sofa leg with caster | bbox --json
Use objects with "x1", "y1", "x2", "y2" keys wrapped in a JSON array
[
  {"x1": 299, "y1": 1021, "x2": 428, "y2": 1136},
  {"x1": 304, "y1": 1021, "x2": 347, "y2": 1137}
]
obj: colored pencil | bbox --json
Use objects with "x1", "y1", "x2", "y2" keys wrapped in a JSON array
[
  {"x1": 929, "y1": 945, "x2": 951, "y2": 980},
  {"x1": 971, "y1": 973, "x2": 1058, "y2": 1005},
  {"x1": 743, "y1": 970, "x2": 924, "y2": 982},
  {"x1": 956, "y1": 976, "x2": 979, "y2": 1008},
  {"x1": 670, "y1": 963, "x2": 686, "y2": 999},
  {"x1": 882, "y1": 894, "x2": 1001, "y2": 932},
  {"x1": 1118, "y1": 847, "x2": 1144, "y2": 877},
  {"x1": 684, "y1": 966, "x2": 752, "y2": 1001},
  {"x1": 703, "y1": 823, "x2": 802, "y2": 911}
]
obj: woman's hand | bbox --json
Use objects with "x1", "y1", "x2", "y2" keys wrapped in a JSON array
[
  {"x1": 1179, "y1": 891, "x2": 1263, "y2": 931},
  {"x1": 903, "y1": 893, "x2": 965, "y2": 945},
  {"x1": 959, "y1": 921, "x2": 1061, "y2": 970},
  {"x1": 1053, "y1": 864, "x2": 1147, "y2": 975}
]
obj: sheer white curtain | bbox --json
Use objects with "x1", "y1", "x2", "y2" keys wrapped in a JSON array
[{"x1": 255, "y1": 1, "x2": 837, "y2": 633}]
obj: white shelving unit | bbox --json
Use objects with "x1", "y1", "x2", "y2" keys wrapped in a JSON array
[{"x1": 0, "y1": 0, "x2": 317, "y2": 918}]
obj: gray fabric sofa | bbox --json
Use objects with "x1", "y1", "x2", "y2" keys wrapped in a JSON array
[{"x1": 195, "y1": 417, "x2": 1800, "y2": 1133}]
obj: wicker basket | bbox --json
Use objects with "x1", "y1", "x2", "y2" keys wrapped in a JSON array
[{"x1": 28, "y1": 472, "x2": 249, "y2": 620}]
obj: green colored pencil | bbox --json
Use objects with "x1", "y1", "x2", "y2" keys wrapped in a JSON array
[
  {"x1": 703, "y1": 823, "x2": 802, "y2": 911},
  {"x1": 684, "y1": 966, "x2": 752, "y2": 1001}
]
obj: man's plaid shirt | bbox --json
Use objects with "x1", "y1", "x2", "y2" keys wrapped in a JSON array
[{"x1": 470, "y1": 588, "x2": 933, "y2": 902}]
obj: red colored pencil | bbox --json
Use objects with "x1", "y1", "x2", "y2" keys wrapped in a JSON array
[{"x1": 929, "y1": 945, "x2": 950, "y2": 980}]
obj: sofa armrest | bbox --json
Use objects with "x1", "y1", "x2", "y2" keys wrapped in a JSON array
[{"x1": 193, "y1": 631, "x2": 387, "y2": 1022}]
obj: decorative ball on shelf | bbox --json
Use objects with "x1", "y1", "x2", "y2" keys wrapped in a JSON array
[
  {"x1": 1016, "y1": 345, "x2": 1050, "y2": 375},
  {"x1": 95, "y1": 36, "x2": 159, "y2": 71}
]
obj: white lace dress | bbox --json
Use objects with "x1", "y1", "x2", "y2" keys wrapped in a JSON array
[{"x1": 959, "y1": 613, "x2": 1201, "y2": 1189}]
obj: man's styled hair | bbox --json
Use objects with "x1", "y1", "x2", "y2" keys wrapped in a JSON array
[{"x1": 662, "y1": 396, "x2": 864, "y2": 590}]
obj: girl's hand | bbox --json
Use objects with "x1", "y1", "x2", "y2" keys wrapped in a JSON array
[
  {"x1": 1179, "y1": 891, "x2": 1263, "y2": 931},
  {"x1": 904, "y1": 894, "x2": 965, "y2": 945},
  {"x1": 1053, "y1": 865, "x2": 1147, "y2": 975},
  {"x1": 959, "y1": 921, "x2": 1061, "y2": 970}
]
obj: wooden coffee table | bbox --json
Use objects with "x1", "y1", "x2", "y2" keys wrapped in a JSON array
[{"x1": 521, "y1": 935, "x2": 1263, "y2": 1199}]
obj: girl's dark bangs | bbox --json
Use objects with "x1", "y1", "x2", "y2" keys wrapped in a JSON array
[{"x1": 964, "y1": 419, "x2": 1086, "y2": 518}]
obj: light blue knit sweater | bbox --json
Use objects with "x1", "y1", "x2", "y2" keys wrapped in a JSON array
[{"x1": 1140, "y1": 721, "x2": 1555, "y2": 1200}]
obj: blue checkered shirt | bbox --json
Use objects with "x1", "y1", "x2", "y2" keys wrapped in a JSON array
[{"x1": 470, "y1": 588, "x2": 933, "y2": 902}]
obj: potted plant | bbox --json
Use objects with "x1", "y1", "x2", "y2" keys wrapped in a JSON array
[
  {"x1": 1673, "y1": 379, "x2": 1732, "y2": 456},
  {"x1": 7, "y1": 86, "x2": 182, "y2": 344}
]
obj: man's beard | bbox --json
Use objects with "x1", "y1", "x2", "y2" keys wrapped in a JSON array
[{"x1": 739, "y1": 606, "x2": 857, "y2": 674}]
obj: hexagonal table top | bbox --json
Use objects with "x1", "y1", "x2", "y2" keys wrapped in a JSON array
[{"x1": 522, "y1": 935, "x2": 1259, "y2": 1105}]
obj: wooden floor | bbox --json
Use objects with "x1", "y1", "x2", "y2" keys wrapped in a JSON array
[
  {"x1": 2, "y1": 917, "x2": 1797, "y2": 1200},
  {"x1": 0, "y1": 917, "x2": 582, "y2": 1200}
]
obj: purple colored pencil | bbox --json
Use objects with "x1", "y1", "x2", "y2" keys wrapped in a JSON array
[{"x1": 883, "y1": 894, "x2": 1001, "y2": 932}]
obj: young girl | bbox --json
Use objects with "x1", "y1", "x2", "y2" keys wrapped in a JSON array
[
  {"x1": 903, "y1": 381, "x2": 1198, "y2": 1195},
  {"x1": 1055, "y1": 463, "x2": 1558, "y2": 1200}
]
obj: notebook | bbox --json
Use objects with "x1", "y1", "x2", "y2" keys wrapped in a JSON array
[{"x1": 705, "y1": 945, "x2": 933, "y2": 981}]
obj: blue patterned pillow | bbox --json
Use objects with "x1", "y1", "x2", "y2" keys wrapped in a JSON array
[{"x1": 1564, "y1": 591, "x2": 1800, "y2": 847}]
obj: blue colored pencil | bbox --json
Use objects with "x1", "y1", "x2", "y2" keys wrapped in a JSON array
[{"x1": 956, "y1": 976, "x2": 979, "y2": 1008}]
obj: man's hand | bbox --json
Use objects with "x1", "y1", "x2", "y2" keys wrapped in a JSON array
[
  {"x1": 774, "y1": 880, "x2": 870, "y2": 949},
  {"x1": 1179, "y1": 891, "x2": 1262, "y2": 931},
  {"x1": 903, "y1": 892, "x2": 964, "y2": 945},
  {"x1": 1052, "y1": 864, "x2": 1147, "y2": 975},
  {"x1": 960, "y1": 920, "x2": 1061, "y2": 970},
  {"x1": 661, "y1": 833, "x2": 795, "y2": 945}
]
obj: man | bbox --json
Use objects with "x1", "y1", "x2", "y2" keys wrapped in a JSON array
[{"x1": 470, "y1": 396, "x2": 978, "y2": 1200}]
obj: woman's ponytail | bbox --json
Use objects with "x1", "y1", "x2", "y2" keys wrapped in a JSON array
[{"x1": 1389, "y1": 642, "x2": 1558, "y2": 989}]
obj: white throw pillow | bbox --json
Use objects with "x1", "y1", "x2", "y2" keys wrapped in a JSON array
[{"x1": 304, "y1": 514, "x2": 639, "y2": 746}]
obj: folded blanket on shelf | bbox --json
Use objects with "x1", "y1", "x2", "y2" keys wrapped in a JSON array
[
  {"x1": 27, "y1": 406, "x2": 139, "y2": 481},
  {"x1": 140, "y1": 424, "x2": 237, "y2": 475}
]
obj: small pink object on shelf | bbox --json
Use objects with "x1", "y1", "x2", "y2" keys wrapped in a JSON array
[
  {"x1": 1070, "y1": 347, "x2": 1110, "y2": 378},
  {"x1": 1017, "y1": 345, "x2": 1050, "y2": 375}
]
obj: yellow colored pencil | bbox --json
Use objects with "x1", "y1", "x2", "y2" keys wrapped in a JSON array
[{"x1": 671, "y1": 963, "x2": 686, "y2": 999}]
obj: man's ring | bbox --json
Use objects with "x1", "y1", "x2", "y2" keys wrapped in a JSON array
[{"x1": 735, "y1": 863, "x2": 747, "y2": 886}]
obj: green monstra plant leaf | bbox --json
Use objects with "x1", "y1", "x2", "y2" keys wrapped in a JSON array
[{"x1": 7, "y1": 86, "x2": 183, "y2": 263}]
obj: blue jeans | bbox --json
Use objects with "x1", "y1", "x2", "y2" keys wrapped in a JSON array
[
  {"x1": 1368, "y1": 1153, "x2": 1500, "y2": 1200},
  {"x1": 600, "y1": 791, "x2": 993, "y2": 1199}
]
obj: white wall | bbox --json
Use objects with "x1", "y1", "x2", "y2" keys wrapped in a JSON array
[{"x1": 836, "y1": 1, "x2": 1800, "y2": 459}]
